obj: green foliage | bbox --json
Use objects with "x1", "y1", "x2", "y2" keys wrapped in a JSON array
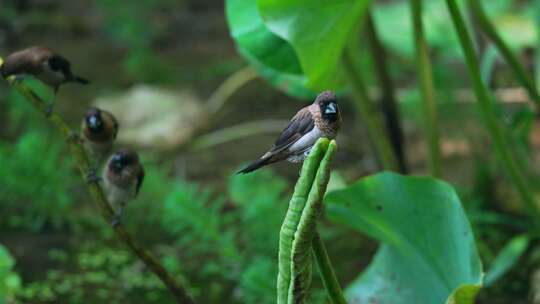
[
  {"x1": 7, "y1": 167, "x2": 295, "y2": 304},
  {"x1": 258, "y1": 0, "x2": 369, "y2": 90},
  {"x1": 0, "y1": 244, "x2": 21, "y2": 303},
  {"x1": 0, "y1": 133, "x2": 78, "y2": 230},
  {"x1": 225, "y1": 0, "x2": 314, "y2": 98},
  {"x1": 161, "y1": 180, "x2": 240, "y2": 280},
  {"x1": 230, "y1": 170, "x2": 289, "y2": 303},
  {"x1": 4, "y1": 1, "x2": 539, "y2": 303},
  {"x1": 484, "y1": 235, "x2": 529, "y2": 286},
  {"x1": 0, "y1": 88, "x2": 78, "y2": 230},
  {"x1": 94, "y1": 0, "x2": 180, "y2": 83},
  {"x1": 372, "y1": 0, "x2": 535, "y2": 59},
  {"x1": 19, "y1": 245, "x2": 170, "y2": 303},
  {"x1": 326, "y1": 172, "x2": 483, "y2": 304}
]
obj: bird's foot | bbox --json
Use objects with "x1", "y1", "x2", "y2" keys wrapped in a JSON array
[
  {"x1": 12, "y1": 74, "x2": 26, "y2": 84},
  {"x1": 65, "y1": 131, "x2": 81, "y2": 144},
  {"x1": 85, "y1": 168, "x2": 101, "y2": 184}
]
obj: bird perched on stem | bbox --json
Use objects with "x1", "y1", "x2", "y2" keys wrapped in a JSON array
[
  {"x1": 237, "y1": 90, "x2": 341, "y2": 174},
  {"x1": 0, "y1": 46, "x2": 89, "y2": 115},
  {"x1": 103, "y1": 149, "x2": 145, "y2": 227},
  {"x1": 81, "y1": 107, "x2": 119, "y2": 163}
]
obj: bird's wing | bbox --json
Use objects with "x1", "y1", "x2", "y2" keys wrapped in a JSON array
[
  {"x1": 269, "y1": 107, "x2": 315, "y2": 154},
  {"x1": 1, "y1": 47, "x2": 53, "y2": 77},
  {"x1": 103, "y1": 110, "x2": 119, "y2": 140},
  {"x1": 112, "y1": 118, "x2": 119, "y2": 140},
  {"x1": 1, "y1": 52, "x2": 37, "y2": 76},
  {"x1": 134, "y1": 168, "x2": 145, "y2": 197}
]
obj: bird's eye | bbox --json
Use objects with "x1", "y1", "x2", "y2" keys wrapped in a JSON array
[
  {"x1": 48, "y1": 59, "x2": 60, "y2": 71},
  {"x1": 48, "y1": 57, "x2": 66, "y2": 72}
]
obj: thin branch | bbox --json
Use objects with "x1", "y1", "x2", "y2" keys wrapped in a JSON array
[{"x1": 1, "y1": 56, "x2": 195, "y2": 303}]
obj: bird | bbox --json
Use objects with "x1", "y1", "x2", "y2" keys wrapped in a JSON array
[
  {"x1": 103, "y1": 149, "x2": 145, "y2": 227},
  {"x1": 81, "y1": 107, "x2": 119, "y2": 164},
  {"x1": 237, "y1": 90, "x2": 341, "y2": 174},
  {"x1": 1, "y1": 46, "x2": 90, "y2": 115}
]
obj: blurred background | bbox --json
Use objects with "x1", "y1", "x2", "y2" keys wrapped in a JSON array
[{"x1": 0, "y1": 0, "x2": 539, "y2": 303}]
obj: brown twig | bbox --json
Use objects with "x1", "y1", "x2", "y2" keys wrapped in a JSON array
[{"x1": 3, "y1": 60, "x2": 195, "y2": 303}]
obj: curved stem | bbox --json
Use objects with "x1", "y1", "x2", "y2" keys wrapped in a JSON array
[
  {"x1": 312, "y1": 232, "x2": 347, "y2": 304},
  {"x1": 1, "y1": 57, "x2": 195, "y2": 303},
  {"x1": 468, "y1": 0, "x2": 540, "y2": 110},
  {"x1": 365, "y1": 12, "x2": 408, "y2": 174},
  {"x1": 342, "y1": 46, "x2": 399, "y2": 171},
  {"x1": 189, "y1": 119, "x2": 289, "y2": 151},
  {"x1": 410, "y1": 0, "x2": 442, "y2": 177},
  {"x1": 205, "y1": 66, "x2": 258, "y2": 115},
  {"x1": 445, "y1": 0, "x2": 540, "y2": 231}
]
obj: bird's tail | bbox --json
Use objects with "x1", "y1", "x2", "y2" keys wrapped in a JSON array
[
  {"x1": 236, "y1": 157, "x2": 272, "y2": 174},
  {"x1": 71, "y1": 76, "x2": 90, "y2": 85}
]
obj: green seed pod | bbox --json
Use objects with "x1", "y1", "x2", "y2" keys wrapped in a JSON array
[
  {"x1": 288, "y1": 140, "x2": 337, "y2": 304},
  {"x1": 277, "y1": 138, "x2": 329, "y2": 304}
]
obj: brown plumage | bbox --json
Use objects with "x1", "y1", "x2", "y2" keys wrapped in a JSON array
[
  {"x1": 103, "y1": 149, "x2": 144, "y2": 226},
  {"x1": 237, "y1": 90, "x2": 341, "y2": 174},
  {"x1": 1, "y1": 46, "x2": 89, "y2": 91},
  {"x1": 81, "y1": 107, "x2": 119, "y2": 163}
]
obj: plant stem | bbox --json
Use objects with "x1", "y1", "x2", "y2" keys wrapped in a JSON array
[
  {"x1": 445, "y1": 0, "x2": 540, "y2": 231},
  {"x1": 312, "y1": 232, "x2": 347, "y2": 304},
  {"x1": 190, "y1": 119, "x2": 289, "y2": 151},
  {"x1": 3, "y1": 68, "x2": 195, "y2": 303},
  {"x1": 365, "y1": 12, "x2": 408, "y2": 174},
  {"x1": 468, "y1": 0, "x2": 540, "y2": 110},
  {"x1": 410, "y1": 0, "x2": 443, "y2": 177},
  {"x1": 205, "y1": 66, "x2": 258, "y2": 115},
  {"x1": 342, "y1": 46, "x2": 399, "y2": 171},
  {"x1": 277, "y1": 139, "x2": 329, "y2": 304},
  {"x1": 535, "y1": 0, "x2": 540, "y2": 88}
]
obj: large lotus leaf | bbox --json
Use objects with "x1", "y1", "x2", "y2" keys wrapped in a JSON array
[
  {"x1": 326, "y1": 172, "x2": 483, "y2": 304},
  {"x1": 226, "y1": 0, "x2": 315, "y2": 98},
  {"x1": 258, "y1": 0, "x2": 370, "y2": 90}
]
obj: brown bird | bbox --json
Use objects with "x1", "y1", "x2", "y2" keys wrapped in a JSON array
[
  {"x1": 81, "y1": 107, "x2": 119, "y2": 164},
  {"x1": 103, "y1": 149, "x2": 145, "y2": 226},
  {"x1": 1, "y1": 46, "x2": 89, "y2": 115},
  {"x1": 237, "y1": 90, "x2": 341, "y2": 174}
]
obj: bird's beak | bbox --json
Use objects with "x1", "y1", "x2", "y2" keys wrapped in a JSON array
[
  {"x1": 325, "y1": 103, "x2": 337, "y2": 114},
  {"x1": 89, "y1": 116, "x2": 99, "y2": 128}
]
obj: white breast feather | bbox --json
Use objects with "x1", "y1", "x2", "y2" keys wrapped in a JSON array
[
  {"x1": 103, "y1": 176, "x2": 134, "y2": 212},
  {"x1": 37, "y1": 62, "x2": 66, "y2": 86},
  {"x1": 288, "y1": 126, "x2": 323, "y2": 153}
]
